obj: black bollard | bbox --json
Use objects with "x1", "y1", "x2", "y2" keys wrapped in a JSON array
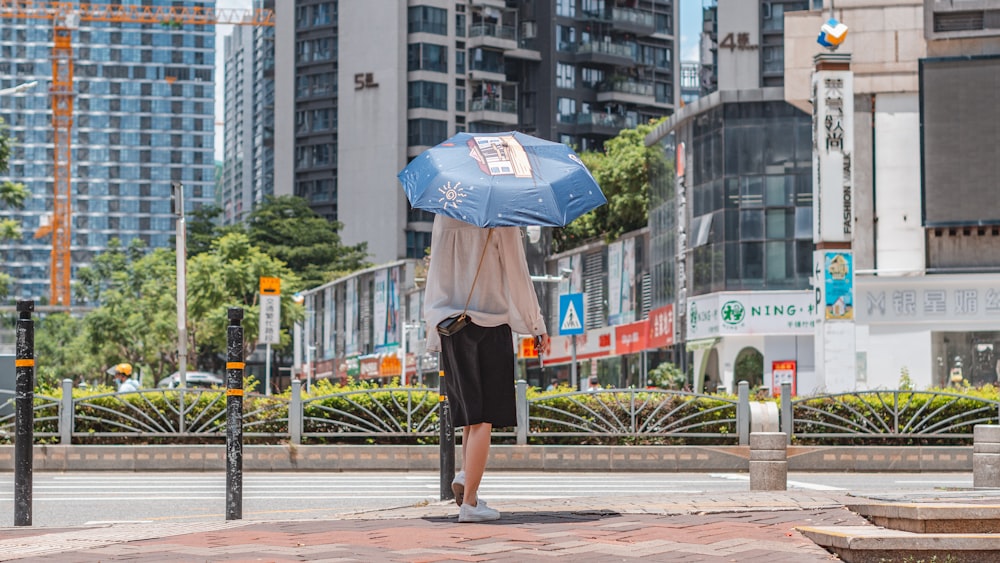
[
  {"x1": 438, "y1": 368, "x2": 455, "y2": 502},
  {"x1": 225, "y1": 307, "x2": 244, "y2": 520},
  {"x1": 14, "y1": 300, "x2": 34, "y2": 526}
]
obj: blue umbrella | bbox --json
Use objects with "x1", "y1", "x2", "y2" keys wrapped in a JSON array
[{"x1": 398, "y1": 131, "x2": 607, "y2": 228}]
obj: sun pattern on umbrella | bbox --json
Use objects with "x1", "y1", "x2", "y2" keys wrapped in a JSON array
[{"x1": 438, "y1": 181, "x2": 468, "y2": 210}]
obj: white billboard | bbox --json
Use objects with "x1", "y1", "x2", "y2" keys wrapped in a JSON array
[{"x1": 688, "y1": 291, "x2": 817, "y2": 340}]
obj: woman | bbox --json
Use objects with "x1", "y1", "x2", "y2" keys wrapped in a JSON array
[{"x1": 424, "y1": 215, "x2": 550, "y2": 523}]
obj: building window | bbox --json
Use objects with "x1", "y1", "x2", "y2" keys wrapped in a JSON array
[
  {"x1": 406, "y1": 230, "x2": 433, "y2": 258},
  {"x1": 556, "y1": 62, "x2": 575, "y2": 89},
  {"x1": 762, "y1": 45, "x2": 784, "y2": 73},
  {"x1": 408, "y1": 80, "x2": 448, "y2": 110},
  {"x1": 408, "y1": 118, "x2": 448, "y2": 146},
  {"x1": 407, "y1": 43, "x2": 448, "y2": 72},
  {"x1": 407, "y1": 6, "x2": 448, "y2": 35},
  {"x1": 556, "y1": 25, "x2": 576, "y2": 52},
  {"x1": 557, "y1": 97, "x2": 577, "y2": 123},
  {"x1": 469, "y1": 48, "x2": 504, "y2": 74},
  {"x1": 456, "y1": 87, "x2": 465, "y2": 112},
  {"x1": 556, "y1": 0, "x2": 575, "y2": 17},
  {"x1": 581, "y1": 67, "x2": 604, "y2": 88},
  {"x1": 655, "y1": 12, "x2": 672, "y2": 35},
  {"x1": 456, "y1": 50, "x2": 465, "y2": 74}
]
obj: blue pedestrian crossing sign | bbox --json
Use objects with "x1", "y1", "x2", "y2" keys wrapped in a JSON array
[{"x1": 558, "y1": 293, "x2": 585, "y2": 336}]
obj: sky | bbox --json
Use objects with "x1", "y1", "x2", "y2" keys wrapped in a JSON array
[{"x1": 211, "y1": 0, "x2": 704, "y2": 161}]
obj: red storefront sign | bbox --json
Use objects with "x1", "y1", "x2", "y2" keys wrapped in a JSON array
[
  {"x1": 614, "y1": 319, "x2": 649, "y2": 355},
  {"x1": 647, "y1": 304, "x2": 675, "y2": 348}
]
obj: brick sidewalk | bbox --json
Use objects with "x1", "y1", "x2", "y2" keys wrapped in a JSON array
[{"x1": 0, "y1": 492, "x2": 869, "y2": 562}]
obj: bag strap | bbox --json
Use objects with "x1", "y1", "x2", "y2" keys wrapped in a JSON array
[{"x1": 458, "y1": 228, "x2": 494, "y2": 320}]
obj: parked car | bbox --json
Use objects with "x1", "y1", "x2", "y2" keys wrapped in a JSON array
[{"x1": 156, "y1": 371, "x2": 225, "y2": 389}]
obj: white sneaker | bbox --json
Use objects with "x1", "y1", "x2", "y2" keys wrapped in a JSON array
[
  {"x1": 451, "y1": 471, "x2": 465, "y2": 507},
  {"x1": 458, "y1": 498, "x2": 500, "y2": 523}
]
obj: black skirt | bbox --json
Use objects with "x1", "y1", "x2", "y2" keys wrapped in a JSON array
[{"x1": 439, "y1": 321, "x2": 516, "y2": 428}]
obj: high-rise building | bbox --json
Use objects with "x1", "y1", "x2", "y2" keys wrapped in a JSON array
[
  {"x1": 0, "y1": 0, "x2": 217, "y2": 304},
  {"x1": 273, "y1": 0, "x2": 679, "y2": 266},
  {"x1": 698, "y1": 0, "x2": 819, "y2": 95},
  {"x1": 220, "y1": 0, "x2": 281, "y2": 225},
  {"x1": 646, "y1": 0, "x2": 817, "y2": 392}
]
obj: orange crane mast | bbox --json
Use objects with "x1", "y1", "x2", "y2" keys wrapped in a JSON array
[{"x1": 0, "y1": 0, "x2": 274, "y2": 306}]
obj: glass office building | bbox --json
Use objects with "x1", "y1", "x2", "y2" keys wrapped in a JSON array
[
  {"x1": 0, "y1": 1, "x2": 216, "y2": 303},
  {"x1": 647, "y1": 90, "x2": 814, "y2": 392}
]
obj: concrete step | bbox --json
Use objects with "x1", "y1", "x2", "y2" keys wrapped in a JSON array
[
  {"x1": 846, "y1": 500, "x2": 1000, "y2": 533},
  {"x1": 797, "y1": 525, "x2": 1000, "y2": 563}
]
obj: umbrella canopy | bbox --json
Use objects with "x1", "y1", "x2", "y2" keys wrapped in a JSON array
[{"x1": 398, "y1": 131, "x2": 606, "y2": 228}]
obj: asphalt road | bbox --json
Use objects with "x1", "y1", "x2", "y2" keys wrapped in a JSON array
[{"x1": 0, "y1": 471, "x2": 973, "y2": 528}]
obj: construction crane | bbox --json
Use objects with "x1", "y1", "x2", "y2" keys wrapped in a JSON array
[{"x1": 0, "y1": 0, "x2": 274, "y2": 306}]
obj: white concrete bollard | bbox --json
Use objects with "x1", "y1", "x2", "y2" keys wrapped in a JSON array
[
  {"x1": 973, "y1": 425, "x2": 1000, "y2": 488},
  {"x1": 750, "y1": 432, "x2": 787, "y2": 491}
]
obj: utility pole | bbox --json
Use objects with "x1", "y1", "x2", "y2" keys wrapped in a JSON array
[{"x1": 172, "y1": 182, "x2": 188, "y2": 391}]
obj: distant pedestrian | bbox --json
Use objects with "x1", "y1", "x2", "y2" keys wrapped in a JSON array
[
  {"x1": 546, "y1": 378, "x2": 559, "y2": 391},
  {"x1": 587, "y1": 375, "x2": 601, "y2": 391},
  {"x1": 114, "y1": 363, "x2": 139, "y2": 393}
]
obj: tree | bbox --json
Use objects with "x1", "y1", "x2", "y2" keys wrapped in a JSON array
[
  {"x1": 75, "y1": 238, "x2": 181, "y2": 382},
  {"x1": 187, "y1": 232, "x2": 304, "y2": 365},
  {"x1": 245, "y1": 195, "x2": 371, "y2": 289},
  {"x1": 32, "y1": 312, "x2": 101, "y2": 388},
  {"x1": 553, "y1": 119, "x2": 670, "y2": 253},
  {"x1": 0, "y1": 117, "x2": 29, "y2": 300}
]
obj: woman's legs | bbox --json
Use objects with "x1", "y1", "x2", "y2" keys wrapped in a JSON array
[{"x1": 461, "y1": 422, "x2": 492, "y2": 506}]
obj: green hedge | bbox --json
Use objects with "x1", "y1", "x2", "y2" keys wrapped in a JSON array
[{"x1": 2, "y1": 382, "x2": 996, "y2": 446}]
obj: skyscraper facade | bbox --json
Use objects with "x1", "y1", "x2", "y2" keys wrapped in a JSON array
[
  {"x1": 0, "y1": 0, "x2": 216, "y2": 304},
  {"x1": 220, "y1": 0, "x2": 280, "y2": 225},
  {"x1": 272, "y1": 0, "x2": 679, "y2": 266}
]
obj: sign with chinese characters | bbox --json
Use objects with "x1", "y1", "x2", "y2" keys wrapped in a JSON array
[
  {"x1": 719, "y1": 32, "x2": 758, "y2": 52},
  {"x1": 614, "y1": 319, "x2": 649, "y2": 355},
  {"x1": 546, "y1": 327, "x2": 614, "y2": 365},
  {"x1": 687, "y1": 291, "x2": 816, "y2": 340},
  {"x1": 647, "y1": 304, "x2": 675, "y2": 348},
  {"x1": 812, "y1": 62, "x2": 854, "y2": 243},
  {"x1": 856, "y1": 276, "x2": 1000, "y2": 324},
  {"x1": 258, "y1": 277, "x2": 281, "y2": 345},
  {"x1": 354, "y1": 72, "x2": 378, "y2": 90},
  {"x1": 771, "y1": 360, "x2": 797, "y2": 396}
]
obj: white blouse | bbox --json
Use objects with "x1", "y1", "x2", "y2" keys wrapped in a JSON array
[{"x1": 423, "y1": 215, "x2": 547, "y2": 352}]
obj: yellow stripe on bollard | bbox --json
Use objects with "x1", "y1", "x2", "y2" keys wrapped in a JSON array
[
  {"x1": 226, "y1": 362, "x2": 245, "y2": 370},
  {"x1": 225, "y1": 389, "x2": 244, "y2": 396},
  {"x1": 14, "y1": 359, "x2": 34, "y2": 367}
]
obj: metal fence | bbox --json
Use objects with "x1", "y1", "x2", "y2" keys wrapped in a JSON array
[
  {"x1": 778, "y1": 383, "x2": 1000, "y2": 442},
  {"x1": 2, "y1": 380, "x2": 997, "y2": 445}
]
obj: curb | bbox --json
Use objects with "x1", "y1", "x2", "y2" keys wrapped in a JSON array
[{"x1": 0, "y1": 444, "x2": 975, "y2": 472}]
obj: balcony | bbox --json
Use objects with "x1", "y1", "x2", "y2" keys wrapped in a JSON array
[
  {"x1": 468, "y1": 23, "x2": 517, "y2": 51},
  {"x1": 470, "y1": 0, "x2": 506, "y2": 8},
  {"x1": 507, "y1": 37, "x2": 542, "y2": 61},
  {"x1": 562, "y1": 112, "x2": 639, "y2": 136},
  {"x1": 596, "y1": 78, "x2": 656, "y2": 106},
  {"x1": 469, "y1": 60, "x2": 506, "y2": 83},
  {"x1": 468, "y1": 97, "x2": 519, "y2": 127},
  {"x1": 575, "y1": 40, "x2": 638, "y2": 67},
  {"x1": 611, "y1": 7, "x2": 655, "y2": 36}
]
